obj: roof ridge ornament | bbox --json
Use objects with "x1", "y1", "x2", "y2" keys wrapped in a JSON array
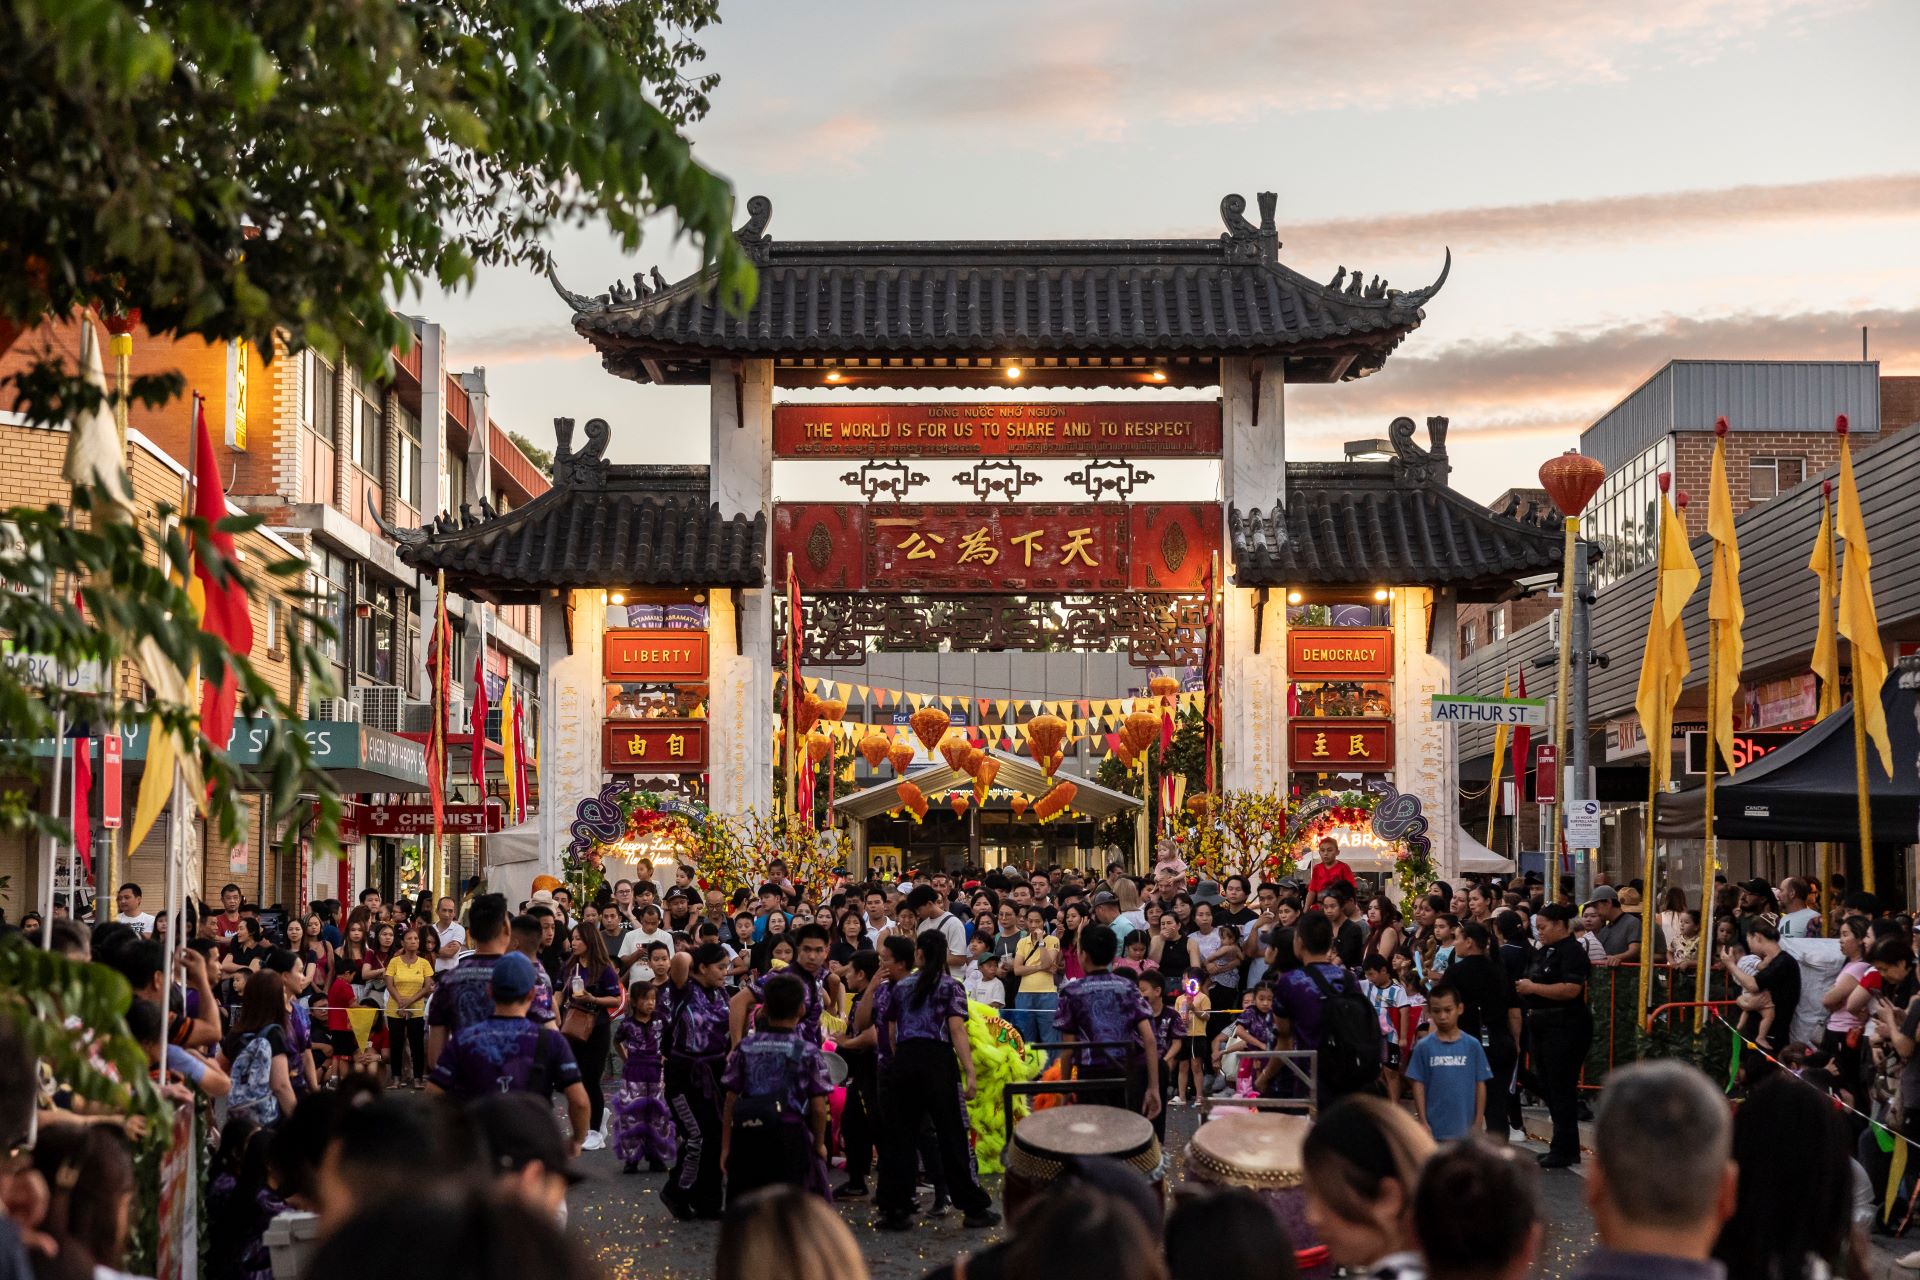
[
  {"x1": 733, "y1": 194, "x2": 774, "y2": 265},
  {"x1": 1388, "y1": 415, "x2": 1450, "y2": 484},
  {"x1": 552, "y1": 415, "x2": 612, "y2": 489},
  {"x1": 546, "y1": 262, "x2": 609, "y2": 314},
  {"x1": 1219, "y1": 191, "x2": 1280, "y2": 262}
]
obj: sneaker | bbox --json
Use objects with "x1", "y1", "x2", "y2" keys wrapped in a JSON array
[
  {"x1": 1893, "y1": 1250, "x2": 1920, "y2": 1271},
  {"x1": 962, "y1": 1209, "x2": 1002, "y2": 1230},
  {"x1": 927, "y1": 1196, "x2": 952, "y2": 1217},
  {"x1": 1508, "y1": 1127, "x2": 1527, "y2": 1143},
  {"x1": 582, "y1": 1130, "x2": 606, "y2": 1152},
  {"x1": 833, "y1": 1181, "x2": 871, "y2": 1202},
  {"x1": 1537, "y1": 1152, "x2": 1580, "y2": 1170}
]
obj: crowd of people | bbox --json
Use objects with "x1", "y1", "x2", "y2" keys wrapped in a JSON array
[{"x1": 1, "y1": 841, "x2": 1915, "y2": 1280}]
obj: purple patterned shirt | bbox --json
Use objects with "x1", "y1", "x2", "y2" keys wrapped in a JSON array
[
  {"x1": 428, "y1": 953, "x2": 501, "y2": 1034},
  {"x1": 1234, "y1": 1007, "x2": 1276, "y2": 1048},
  {"x1": 720, "y1": 1028, "x2": 834, "y2": 1114},
  {"x1": 427, "y1": 1016, "x2": 581, "y2": 1099},
  {"x1": 747, "y1": 964, "x2": 828, "y2": 1046},
  {"x1": 617, "y1": 1015, "x2": 665, "y2": 1086},
  {"x1": 669, "y1": 980, "x2": 731, "y2": 1060},
  {"x1": 1148, "y1": 1004, "x2": 1182, "y2": 1058},
  {"x1": 882, "y1": 974, "x2": 968, "y2": 1045},
  {"x1": 1053, "y1": 971, "x2": 1152, "y2": 1070}
]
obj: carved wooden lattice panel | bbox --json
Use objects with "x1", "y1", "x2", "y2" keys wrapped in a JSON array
[{"x1": 778, "y1": 593, "x2": 1206, "y2": 667}]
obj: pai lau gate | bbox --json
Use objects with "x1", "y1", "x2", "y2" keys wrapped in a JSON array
[{"x1": 393, "y1": 191, "x2": 1566, "y2": 894}]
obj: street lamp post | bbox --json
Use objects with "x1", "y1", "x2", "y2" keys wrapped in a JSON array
[{"x1": 1539, "y1": 452, "x2": 1606, "y2": 902}]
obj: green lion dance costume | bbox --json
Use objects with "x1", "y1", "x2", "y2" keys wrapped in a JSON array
[{"x1": 965, "y1": 1000, "x2": 1047, "y2": 1174}]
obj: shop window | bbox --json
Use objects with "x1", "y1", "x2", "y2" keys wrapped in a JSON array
[{"x1": 1460, "y1": 621, "x2": 1477, "y2": 656}]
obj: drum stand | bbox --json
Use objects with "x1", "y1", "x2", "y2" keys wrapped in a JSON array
[
  {"x1": 1195, "y1": 1050, "x2": 1319, "y2": 1120},
  {"x1": 1001, "y1": 1040, "x2": 1136, "y2": 1141}
]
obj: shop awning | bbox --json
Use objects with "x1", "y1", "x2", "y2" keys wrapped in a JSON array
[
  {"x1": 836, "y1": 748, "x2": 1143, "y2": 823},
  {"x1": 29, "y1": 719, "x2": 432, "y2": 794},
  {"x1": 1714, "y1": 664, "x2": 1920, "y2": 842}
]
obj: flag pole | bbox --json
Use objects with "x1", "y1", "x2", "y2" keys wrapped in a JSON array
[
  {"x1": 1695, "y1": 622, "x2": 1718, "y2": 1032},
  {"x1": 784, "y1": 553, "x2": 797, "y2": 819},
  {"x1": 1548, "y1": 514, "x2": 1578, "y2": 881},
  {"x1": 1637, "y1": 483, "x2": 1682, "y2": 1021},
  {"x1": 1852, "y1": 655, "x2": 1874, "y2": 894}
]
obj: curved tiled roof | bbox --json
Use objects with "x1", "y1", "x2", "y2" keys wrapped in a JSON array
[{"x1": 557, "y1": 193, "x2": 1447, "y2": 386}]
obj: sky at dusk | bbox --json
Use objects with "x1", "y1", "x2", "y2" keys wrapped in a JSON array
[{"x1": 421, "y1": 0, "x2": 1920, "y2": 501}]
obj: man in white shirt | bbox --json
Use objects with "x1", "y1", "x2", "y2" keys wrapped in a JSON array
[
  {"x1": 618, "y1": 901, "x2": 675, "y2": 961},
  {"x1": 434, "y1": 896, "x2": 467, "y2": 974},
  {"x1": 908, "y1": 884, "x2": 968, "y2": 974},
  {"x1": 115, "y1": 883, "x2": 156, "y2": 937},
  {"x1": 1776, "y1": 877, "x2": 1820, "y2": 938}
]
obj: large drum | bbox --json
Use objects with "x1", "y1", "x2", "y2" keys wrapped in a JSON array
[
  {"x1": 1003, "y1": 1104, "x2": 1164, "y2": 1220},
  {"x1": 1185, "y1": 1113, "x2": 1331, "y2": 1280}
]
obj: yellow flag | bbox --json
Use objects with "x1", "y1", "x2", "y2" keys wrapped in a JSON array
[
  {"x1": 1706, "y1": 433, "x2": 1744, "y2": 762},
  {"x1": 1633, "y1": 490, "x2": 1699, "y2": 794},
  {"x1": 499, "y1": 678, "x2": 518, "y2": 822},
  {"x1": 1486, "y1": 673, "x2": 1512, "y2": 849},
  {"x1": 1808, "y1": 486, "x2": 1841, "y2": 720},
  {"x1": 1836, "y1": 432, "x2": 1891, "y2": 775}
]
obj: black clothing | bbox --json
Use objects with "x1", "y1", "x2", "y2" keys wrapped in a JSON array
[
  {"x1": 1745, "y1": 950, "x2": 1803, "y2": 1054},
  {"x1": 1447, "y1": 954, "x2": 1516, "y2": 1057},
  {"x1": 877, "y1": 1040, "x2": 992, "y2": 1218},
  {"x1": 665, "y1": 1058, "x2": 724, "y2": 1218},
  {"x1": 1523, "y1": 934, "x2": 1591, "y2": 1160},
  {"x1": 1521, "y1": 937, "x2": 1590, "y2": 1015},
  {"x1": 1333, "y1": 919, "x2": 1367, "y2": 969}
]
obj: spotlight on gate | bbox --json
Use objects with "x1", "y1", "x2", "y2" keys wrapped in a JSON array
[
  {"x1": 1004, "y1": 363, "x2": 1023, "y2": 380},
  {"x1": 825, "y1": 369, "x2": 843, "y2": 383},
  {"x1": 1373, "y1": 587, "x2": 1389, "y2": 602},
  {"x1": 1286, "y1": 589, "x2": 1303, "y2": 605},
  {"x1": 1151, "y1": 370, "x2": 1168, "y2": 383}
]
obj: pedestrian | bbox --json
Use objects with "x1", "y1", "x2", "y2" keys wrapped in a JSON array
[
  {"x1": 560, "y1": 918, "x2": 623, "y2": 1151},
  {"x1": 1584, "y1": 887, "x2": 1642, "y2": 966},
  {"x1": 611, "y1": 980, "x2": 676, "y2": 1175},
  {"x1": 1722, "y1": 918, "x2": 1800, "y2": 1062},
  {"x1": 1444, "y1": 921, "x2": 1520, "y2": 1140},
  {"x1": 1164, "y1": 1188, "x2": 1297, "y2": 1280},
  {"x1": 1170, "y1": 967, "x2": 1212, "y2": 1104},
  {"x1": 721, "y1": 972, "x2": 835, "y2": 1203},
  {"x1": 29, "y1": 1126, "x2": 136, "y2": 1280},
  {"x1": 218, "y1": 969, "x2": 298, "y2": 1128},
  {"x1": 873, "y1": 930, "x2": 999, "y2": 1231},
  {"x1": 427, "y1": 892, "x2": 512, "y2": 1061},
  {"x1": 1308, "y1": 836, "x2": 1356, "y2": 898},
  {"x1": 1569, "y1": 1061, "x2": 1735, "y2": 1280},
  {"x1": 831, "y1": 949, "x2": 883, "y2": 1201},
  {"x1": 425, "y1": 953, "x2": 591, "y2": 1149},
  {"x1": 1365, "y1": 953, "x2": 1414, "y2": 1102},
  {"x1": 663, "y1": 941, "x2": 734, "y2": 1221},
  {"x1": 715, "y1": 1186, "x2": 870, "y2": 1280},
  {"x1": 383, "y1": 924, "x2": 434, "y2": 1087},
  {"x1": 1300, "y1": 1095, "x2": 1436, "y2": 1280},
  {"x1": 1413, "y1": 1138, "x2": 1541, "y2": 1280},
  {"x1": 1052, "y1": 923, "x2": 1163, "y2": 1121},
  {"x1": 1515, "y1": 902, "x2": 1590, "y2": 1168},
  {"x1": 466, "y1": 1091, "x2": 586, "y2": 1222},
  {"x1": 1404, "y1": 982, "x2": 1493, "y2": 1142},
  {"x1": 304, "y1": 1185, "x2": 589, "y2": 1280},
  {"x1": 1713, "y1": 1073, "x2": 1864, "y2": 1280},
  {"x1": 1009, "y1": 905, "x2": 1062, "y2": 1046}
]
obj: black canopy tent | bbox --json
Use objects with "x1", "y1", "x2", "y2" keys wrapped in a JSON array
[{"x1": 1712, "y1": 665, "x2": 1920, "y2": 842}]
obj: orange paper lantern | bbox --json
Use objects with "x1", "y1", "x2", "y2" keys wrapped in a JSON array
[
  {"x1": 1123, "y1": 711, "x2": 1160, "y2": 754},
  {"x1": 1042, "y1": 780, "x2": 1077, "y2": 812},
  {"x1": 888, "y1": 740, "x2": 916, "y2": 774},
  {"x1": 1010, "y1": 795, "x2": 1030, "y2": 818},
  {"x1": 940, "y1": 741, "x2": 970, "y2": 771},
  {"x1": 819, "y1": 698, "x2": 848, "y2": 722},
  {"x1": 961, "y1": 746, "x2": 984, "y2": 776},
  {"x1": 1112, "y1": 738, "x2": 1138, "y2": 768},
  {"x1": 795, "y1": 692, "x2": 824, "y2": 736},
  {"x1": 860, "y1": 732, "x2": 891, "y2": 769},
  {"x1": 1186, "y1": 794, "x2": 1210, "y2": 813},
  {"x1": 973, "y1": 756, "x2": 999, "y2": 807},
  {"x1": 910, "y1": 707, "x2": 951, "y2": 752},
  {"x1": 1027, "y1": 714, "x2": 1068, "y2": 765},
  {"x1": 1149, "y1": 676, "x2": 1180, "y2": 699},
  {"x1": 898, "y1": 781, "x2": 928, "y2": 823},
  {"x1": 949, "y1": 792, "x2": 970, "y2": 818},
  {"x1": 806, "y1": 732, "x2": 832, "y2": 765}
]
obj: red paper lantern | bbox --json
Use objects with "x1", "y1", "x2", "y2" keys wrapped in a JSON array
[{"x1": 1538, "y1": 450, "x2": 1605, "y2": 518}]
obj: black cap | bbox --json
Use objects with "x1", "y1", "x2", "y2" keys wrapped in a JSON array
[{"x1": 466, "y1": 1093, "x2": 589, "y2": 1184}]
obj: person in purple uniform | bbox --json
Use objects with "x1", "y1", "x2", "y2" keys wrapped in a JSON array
[
  {"x1": 1052, "y1": 923, "x2": 1163, "y2": 1122},
  {"x1": 428, "y1": 893, "x2": 512, "y2": 1063},
  {"x1": 661, "y1": 941, "x2": 734, "y2": 1221},
  {"x1": 425, "y1": 953, "x2": 590, "y2": 1153},
  {"x1": 610, "y1": 982, "x2": 676, "y2": 1175},
  {"x1": 720, "y1": 973, "x2": 835, "y2": 1203},
  {"x1": 874, "y1": 931, "x2": 1000, "y2": 1233},
  {"x1": 728, "y1": 923, "x2": 843, "y2": 1047}
]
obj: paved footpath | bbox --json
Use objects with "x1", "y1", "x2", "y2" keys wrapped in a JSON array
[{"x1": 567, "y1": 1106, "x2": 1601, "y2": 1280}]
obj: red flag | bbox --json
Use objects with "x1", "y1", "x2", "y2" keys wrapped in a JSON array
[
  {"x1": 71, "y1": 735, "x2": 92, "y2": 875},
  {"x1": 469, "y1": 648, "x2": 489, "y2": 789},
  {"x1": 787, "y1": 560, "x2": 804, "y2": 819},
  {"x1": 424, "y1": 581, "x2": 450, "y2": 838},
  {"x1": 511, "y1": 696, "x2": 530, "y2": 823},
  {"x1": 191, "y1": 394, "x2": 254, "y2": 749},
  {"x1": 1513, "y1": 667, "x2": 1532, "y2": 800}
]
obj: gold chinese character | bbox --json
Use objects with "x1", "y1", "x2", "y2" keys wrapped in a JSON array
[
  {"x1": 628, "y1": 734, "x2": 648, "y2": 757},
  {"x1": 1058, "y1": 527, "x2": 1098, "y2": 567},
  {"x1": 1311, "y1": 732, "x2": 1330, "y2": 758},
  {"x1": 1348, "y1": 734, "x2": 1370, "y2": 759},
  {"x1": 667, "y1": 733, "x2": 686, "y2": 758},
  {"x1": 897, "y1": 531, "x2": 945, "y2": 561},
  {"x1": 1011, "y1": 530, "x2": 1045, "y2": 566},
  {"x1": 956, "y1": 527, "x2": 999, "y2": 566}
]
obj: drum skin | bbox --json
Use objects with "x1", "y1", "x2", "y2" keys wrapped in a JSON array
[
  {"x1": 1004, "y1": 1104, "x2": 1164, "y2": 1219},
  {"x1": 1185, "y1": 1113, "x2": 1331, "y2": 1280}
]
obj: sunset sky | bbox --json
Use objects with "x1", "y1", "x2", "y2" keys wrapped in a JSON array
[{"x1": 423, "y1": 0, "x2": 1920, "y2": 501}]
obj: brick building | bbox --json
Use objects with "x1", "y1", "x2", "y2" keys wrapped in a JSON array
[{"x1": 0, "y1": 315, "x2": 550, "y2": 915}]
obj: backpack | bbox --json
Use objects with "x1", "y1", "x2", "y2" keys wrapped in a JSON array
[
  {"x1": 733, "y1": 1037, "x2": 811, "y2": 1127},
  {"x1": 228, "y1": 1030, "x2": 281, "y2": 1127},
  {"x1": 1304, "y1": 965, "x2": 1382, "y2": 1098}
]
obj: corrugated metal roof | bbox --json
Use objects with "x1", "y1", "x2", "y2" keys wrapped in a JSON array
[{"x1": 1580, "y1": 360, "x2": 1881, "y2": 470}]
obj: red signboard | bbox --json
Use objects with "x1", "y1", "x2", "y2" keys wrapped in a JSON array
[
  {"x1": 775, "y1": 502, "x2": 1219, "y2": 593},
  {"x1": 359, "y1": 801, "x2": 504, "y2": 835},
  {"x1": 605, "y1": 630, "x2": 710, "y2": 682},
  {"x1": 604, "y1": 720, "x2": 708, "y2": 772},
  {"x1": 101, "y1": 734, "x2": 122, "y2": 830},
  {"x1": 772, "y1": 402, "x2": 1222, "y2": 459},
  {"x1": 1289, "y1": 719, "x2": 1394, "y2": 771},
  {"x1": 1534, "y1": 744, "x2": 1558, "y2": 803},
  {"x1": 1287, "y1": 628, "x2": 1395, "y2": 680}
]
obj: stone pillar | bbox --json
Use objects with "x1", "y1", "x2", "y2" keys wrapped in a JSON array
[
  {"x1": 1219, "y1": 355, "x2": 1289, "y2": 792},
  {"x1": 707, "y1": 358, "x2": 775, "y2": 819},
  {"x1": 1393, "y1": 587, "x2": 1460, "y2": 882},
  {"x1": 537, "y1": 588, "x2": 605, "y2": 874}
]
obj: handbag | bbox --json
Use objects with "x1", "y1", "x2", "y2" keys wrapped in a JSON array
[{"x1": 560, "y1": 966, "x2": 598, "y2": 1040}]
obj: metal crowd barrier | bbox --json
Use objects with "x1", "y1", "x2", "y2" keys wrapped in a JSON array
[{"x1": 1194, "y1": 1050, "x2": 1318, "y2": 1119}]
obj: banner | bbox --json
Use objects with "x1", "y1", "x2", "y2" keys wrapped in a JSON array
[{"x1": 772, "y1": 401, "x2": 1222, "y2": 459}]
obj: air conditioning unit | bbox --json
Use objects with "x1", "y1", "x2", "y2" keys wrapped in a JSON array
[
  {"x1": 314, "y1": 697, "x2": 360, "y2": 723},
  {"x1": 351, "y1": 684, "x2": 405, "y2": 732},
  {"x1": 401, "y1": 699, "x2": 435, "y2": 734}
]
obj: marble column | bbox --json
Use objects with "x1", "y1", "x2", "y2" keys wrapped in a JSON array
[
  {"x1": 537, "y1": 588, "x2": 605, "y2": 876},
  {"x1": 706, "y1": 359, "x2": 775, "y2": 819},
  {"x1": 1219, "y1": 355, "x2": 1289, "y2": 792},
  {"x1": 1393, "y1": 587, "x2": 1460, "y2": 881}
]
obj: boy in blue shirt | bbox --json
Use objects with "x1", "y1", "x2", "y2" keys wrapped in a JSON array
[{"x1": 1403, "y1": 981, "x2": 1493, "y2": 1141}]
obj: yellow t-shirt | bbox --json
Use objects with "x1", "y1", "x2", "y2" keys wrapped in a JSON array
[
  {"x1": 1178, "y1": 991, "x2": 1212, "y2": 1037},
  {"x1": 386, "y1": 955, "x2": 435, "y2": 1018},
  {"x1": 1014, "y1": 934, "x2": 1060, "y2": 995}
]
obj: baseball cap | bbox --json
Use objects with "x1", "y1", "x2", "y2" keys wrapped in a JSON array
[
  {"x1": 1585, "y1": 885, "x2": 1619, "y2": 906},
  {"x1": 490, "y1": 951, "x2": 538, "y2": 1001},
  {"x1": 1737, "y1": 877, "x2": 1773, "y2": 895},
  {"x1": 1089, "y1": 890, "x2": 1120, "y2": 908},
  {"x1": 467, "y1": 1093, "x2": 588, "y2": 1184}
]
